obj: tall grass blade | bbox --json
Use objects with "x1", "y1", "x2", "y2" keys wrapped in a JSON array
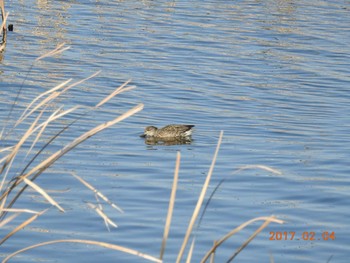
[
  {"x1": 23, "y1": 178, "x2": 64, "y2": 212},
  {"x1": 160, "y1": 151, "x2": 180, "y2": 260},
  {"x1": 95, "y1": 79, "x2": 132, "y2": 108},
  {"x1": 32, "y1": 106, "x2": 80, "y2": 136},
  {"x1": 0, "y1": 110, "x2": 39, "y2": 175},
  {"x1": 0, "y1": 209, "x2": 40, "y2": 227},
  {"x1": 87, "y1": 202, "x2": 118, "y2": 228},
  {"x1": 26, "y1": 103, "x2": 143, "y2": 175},
  {"x1": 17, "y1": 90, "x2": 59, "y2": 127},
  {"x1": 0, "y1": 103, "x2": 144, "y2": 202},
  {"x1": 0, "y1": 12, "x2": 7, "y2": 38},
  {"x1": 16, "y1": 79, "x2": 72, "y2": 126},
  {"x1": 0, "y1": 212, "x2": 19, "y2": 228},
  {"x1": 186, "y1": 238, "x2": 195, "y2": 263},
  {"x1": 198, "y1": 165, "x2": 282, "y2": 232},
  {"x1": 0, "y1": 0, "x2": 5, "y2": 24},
  {"x1": 2, "y1": 44, "x2": 73, "y2": 138},
  {"x1": 0, "y1": 208, "x2": 39, "y2": 214},
  {"x1": 0, "y1": 127, "x2": 71, "y2": 212},
  {"x1": 0, "y1": 208, "x2": 48, "y2": 246},
  {"x1": 234, "y1": 165, "x2": 282, "y2": 176},
  {"x1": 176, "y1": 131, "x2": 223, "y2": 263},
  {"x1": 2, "y1": 239, "x2": 162, "y2": 263},
  {"x1": 26, "y1": 106, "x2": 63, "y2": 158},
  {"x1": 0, "y1": 146, "x2": 13, "y2": 154},
  {"x1": 17, "y1": 71, "x2": 100, "y2": 127},
  {"x1": 226, "y1": 217, "x2": 278, "y2": 262},
  {"x1": 70, "y1": 172, "x2": 123, "y2": 213},
  {"x1": 0, "y1": 108, "x2": 43, "y2": 193},
  {"x1": 209, "y1": 241, "x2": 216, "y2": 263},
  {"x1": 227, "y1": 217, "x2": 278, "y2": 263},
  {"x1": 200, "y1": 216, "x2": 284, "y2": 263},
  {"x1": 35, "y1": 43, "x2": 70, "y2": 61}
]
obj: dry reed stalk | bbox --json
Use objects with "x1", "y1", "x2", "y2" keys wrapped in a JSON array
[
  {"x1": 24, "y1": 103, "x2": 143, "y2": 174},
  {"x1": 70, "y1": 172, "x2": 123, "y2": 213},
  {"x1": 1, "y1": 78, "x2": 140, "y2": 219},
  {"x1": 0, "y1": 154, "x2": 8, "y2": 165},
  {"x1": 198, "y1": 164, "x2": 283, "y2": 233},
  {"x1": 17, "y1": 69, "x2": 131, "y2": 132},
  {"x1": 23, "y1": 178, "x2": 64, "y2": 212},
  {"x1": 0, "y1": 5, "x2": 7, "y2": 52},
  {"x1": 0, "y1": 193, "x2": 6, "y2": 214},
  {"x1": 226, "y1": 217, "x2": 278, "y2": 262},
  {"x1": 35, "y1": 43, "x2": 70, "y2": 61},
  {"x1": 0, "y1": 212, "x2": 19, "y2": 227},
  {"x1": 176, "y1": 131, "x2": 224, "y2": 263},
  {"x1": 95, "y1": 201, "x2": 112, "y2": 231},
  {"x1": 19, "y1": 91, "x2": 63, "y2": 124},
  {"x1": 17, "y1": 78, "x2": 72, "y2": 123},
  {"x1": 0, "y1": 0, "x2": 4, "y2": 16},
  {"x1": 200, "y1": 216, "x2": 284, "y2": 263},
  {"x1": 0, "y1": 12, "x2": 7, "y2": 36},
  {"x1": 95, "y1": 79, "x2": 132, "y2": 108},
  {"x1": 233, "y1": 165, "x2": 282, "y2": 176},
  {"x1": 186, "y1": 239, "x2": 195, "y2": 263},
  {"x1": 0, "y1": 208, "x2": 48, "y2": 246},
  {"x1": 0, "y1": 106, "x2": 78, "y2": 213},
  {"x1": 0, "y1": 108, "x2": 44, "y2": 193},
  {"x1": 0, "y1": 122, "x2": 32, "y2": 175},
  {"x1": 31, "y1": 106, "x2": 79, "y2": 137},
  {"x1": 0, "y1": 146, "x2": 13, "y2": 154},
  {"x1": 0, "y1": 103, "x2": 143, "y2": 202},
  {"x1": 159, "y1": 151, "x2": 180, "y2": 260},
  {"x1": 0, "y1": 0, "x2": 5, "y2": 28},
  {"x1": 1, "y1": 43, "x2": 72, "y2": 139},
  {"x1": 87, "y1": 202, "x2": 118, "y2": 228},
  {"x1": 209, "y1": 240, "x2": 217, "y2": 263},
  {"x1": 0, "y1": 208, "x2": 39, "y2": 214},
  {"x1": 0, "y1": 147, "x2": 13, "y2": 170},
  {"x1": 2, "y1": 239, "x2": 163, "y2": 263},
  {"x1": 1, "y1": 108, "x2": 43, "y2": 174},
  {"x1": 0, "y1": 43, "x2": 146, "y2": 260},
  {"x1": 26, "y1": 106, "x2": 65, "y2": 157},
  {"x1": 17, "y1": 70, "x2": 100, "y2": 126}
]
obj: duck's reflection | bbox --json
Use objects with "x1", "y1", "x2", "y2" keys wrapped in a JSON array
[{"x1": 143, "y1": 137, "x2": 193, "y2": 146}]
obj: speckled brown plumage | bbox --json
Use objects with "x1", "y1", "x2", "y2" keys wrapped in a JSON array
[{"x1": 141, "y1": 125, "x2": 195, "y2": 139}]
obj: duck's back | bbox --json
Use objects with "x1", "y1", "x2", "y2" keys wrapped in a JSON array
[{"x1": 157, "y1": 125, "x2": 194, "y2": 138}]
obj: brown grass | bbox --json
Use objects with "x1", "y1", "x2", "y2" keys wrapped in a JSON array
[
  {"x1": 0, "y1": 43, "x2": 147, "y2": 261},
  {"x1": 1, "y1": 43, "x2": 285, "y2": 262},
  {"x1": 2, "y1": 239, "x2": 162, "y2": 263},
  {"x1": 160, "y1": 151, "x2": 181, "y2": 260}
]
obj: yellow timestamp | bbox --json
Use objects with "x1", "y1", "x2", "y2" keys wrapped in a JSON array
[{"x1": 269, "y1": 231, "x2": 335, "y2": 241}]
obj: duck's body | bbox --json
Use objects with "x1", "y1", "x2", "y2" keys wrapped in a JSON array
[{"x1": 141, "y1": 124, "x2": 195, "y2": 139}]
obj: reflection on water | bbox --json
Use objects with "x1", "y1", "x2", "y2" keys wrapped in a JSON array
[{"x1": 143, "y1": 136, "x2": 193, "y2": 146}]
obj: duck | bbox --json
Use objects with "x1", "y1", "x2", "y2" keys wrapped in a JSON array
[{"x1": 140, "y1": 124, "x2": 195, "y2": 139}]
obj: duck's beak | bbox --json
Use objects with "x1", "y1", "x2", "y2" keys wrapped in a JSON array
[{"x1": 140, "y1": 134, "x2": 146, "y2": 138}]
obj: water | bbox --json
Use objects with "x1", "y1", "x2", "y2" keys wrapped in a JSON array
[{"x1": 1, "y1": 0, "x2": 349, "y2": 262}]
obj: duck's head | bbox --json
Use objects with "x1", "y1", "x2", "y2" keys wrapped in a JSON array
[{"x1": 140, "y1": 126, "x2": 158, "y2": 137}]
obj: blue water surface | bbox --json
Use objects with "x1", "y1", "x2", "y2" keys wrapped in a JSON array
[{"x1": 1, "y1": 0, "x2": 349, "y2": 262}]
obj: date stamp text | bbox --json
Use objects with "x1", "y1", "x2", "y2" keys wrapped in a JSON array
[{"x1": 269, "y1": 231, "x2": 335, "y2": 241}]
